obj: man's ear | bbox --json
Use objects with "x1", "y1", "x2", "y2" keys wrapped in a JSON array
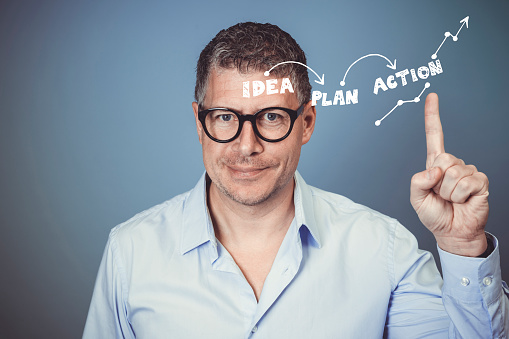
[
  {"x1": 301, "y1": 100, "x2": 316, "y2": 145},
  {"x1": 192, "y1": 102, "x2": 203, "y2": 145}
]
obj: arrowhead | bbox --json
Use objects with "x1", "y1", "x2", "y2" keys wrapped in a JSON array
[
  {"x1": 386, "y1": 59, "x2": 397, "y2": 70},
  {"x1": 314, "y1": 74, "x2": 325, "y2": 85},
  {"x1": 460, "y1": 16, "x2": 469, "y2": 28}
]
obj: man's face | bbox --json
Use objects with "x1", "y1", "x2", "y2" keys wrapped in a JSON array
[{"x1": 192, "y1": 68, "x2": 316, "y2": 206}]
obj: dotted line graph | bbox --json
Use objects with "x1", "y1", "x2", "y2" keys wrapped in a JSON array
[
  {"x1": 374, "y1": 16, "x2": 468, "y2": 127},
  {"x1": 375, "y1": 82, "x2": 430, "y2": 126}
]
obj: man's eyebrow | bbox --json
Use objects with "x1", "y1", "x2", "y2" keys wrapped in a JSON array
[{"x1": 204, "y1": 105, "x2": 291, "y2": 113}]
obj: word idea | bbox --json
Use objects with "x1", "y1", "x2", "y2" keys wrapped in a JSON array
[{"x1": 243, "y1": 78, "x2": 294, "y2": 97}]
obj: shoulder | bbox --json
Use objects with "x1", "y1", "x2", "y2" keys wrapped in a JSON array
[
  {"x1": 108, "y1": 189, "x2": 192, "y2": 253},
  {"x1": 301, "y1": 182, "x2": 415, "y2": 259},
  {"x1": 309, "y1": 184, "x2": 399, "y2": 233},
  {"x1": 300, "y1": 181, "x2": 422, "y2": 290}
]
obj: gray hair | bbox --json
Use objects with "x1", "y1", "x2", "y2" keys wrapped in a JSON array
[{"x1": 195, "y1": 22, "x2": 312, "y2": 107}]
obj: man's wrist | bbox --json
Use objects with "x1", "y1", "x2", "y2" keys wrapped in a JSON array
[
  {"x1": 476, "y1": 234, "x2": 494, "y2": 258},
  {"x1": 436, "y1": 233, "x2": 488, "y2": 257}
]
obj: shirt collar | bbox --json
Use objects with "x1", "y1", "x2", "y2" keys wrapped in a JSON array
[
  {"x1": 180, "y1": 172, "x2": 216, "y2": 255},
  {"x1": 180, "y1": 170, "x2": 322, "y2": 255},
  {"x1": 293, "y1": 170, "x2": 322, "y2": 248}
]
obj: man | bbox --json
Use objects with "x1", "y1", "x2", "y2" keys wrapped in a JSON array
[{"x1": 84, "y1": 22, "x2": 508, "y2": 338}]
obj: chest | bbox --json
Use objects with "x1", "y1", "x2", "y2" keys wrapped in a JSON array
[
  {"x1": 230, "y1": 247, "x2": 281, "y2": 301},
  {"x1": 126, "y1": 242, "x2": 392, "y2": 338}
]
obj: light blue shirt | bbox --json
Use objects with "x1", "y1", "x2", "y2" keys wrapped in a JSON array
[{"x1": 83, "y1": 171, "x2": 509, "y2": 338}]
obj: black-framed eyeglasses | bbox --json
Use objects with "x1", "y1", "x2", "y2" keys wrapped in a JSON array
[{"x1": 198, "y1": 104, "x2": 305, "y2": 143}]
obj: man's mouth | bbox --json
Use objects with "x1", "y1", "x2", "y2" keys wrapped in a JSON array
[{"x1": 226, "y1": 165, "x2": 268, "y2": 178}]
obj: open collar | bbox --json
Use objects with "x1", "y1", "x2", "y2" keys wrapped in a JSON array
[
  {"x1": 180, "y1": 172, "x2": 216, "y2": 255},
  {"x1": 293, "y1": 171, "x2": 322, "y2": 248},
  {"x1": 179, "y1": 170, "x2": 322, "y2": 255}
]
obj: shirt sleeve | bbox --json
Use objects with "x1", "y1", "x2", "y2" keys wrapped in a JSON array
[
  {"x1": 83, "y1": 228, "x2": 135, "y2": 339},
  {"x1": 384, "y1": 223, "x2": 450, "y2": 338},
  {"x1": 438, "y1": 233, "x2": 509, "y2": 338},
  {"x1": 384, "y1": 224, "x2": 509, "y2": 338}
]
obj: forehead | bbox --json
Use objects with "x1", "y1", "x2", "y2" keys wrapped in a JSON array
[{"x1": 203, "y1": 68, "x2": 299, "y2": 112}]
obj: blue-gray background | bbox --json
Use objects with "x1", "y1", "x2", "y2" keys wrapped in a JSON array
[{"x1": 1, "y1": 0, "x2": 508, "y2": 337}]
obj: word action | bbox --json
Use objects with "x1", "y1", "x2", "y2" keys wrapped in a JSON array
[
  {"x1": 373, "y1": 59, "x2": 443, "y2": 95},
  {"x1": 243, "y1": 78, "x2": 294, "y2": 97},
  {"x1": 312, "y1": 89, "x2": 358, "y2": 107}
]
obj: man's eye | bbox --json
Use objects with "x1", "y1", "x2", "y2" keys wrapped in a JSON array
[
  {"x1": 219, "y1": 114, "x2": 233, "y2": 122},
  {"x1": 263, "y1": 113, "x2": 280, "y2": 121},
  {"x1": 211, "y1": 113, "x2": 235, "y2": 122}
]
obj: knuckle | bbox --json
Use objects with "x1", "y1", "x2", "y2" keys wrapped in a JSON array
[
  {"x1": 478, "y1": 172, "x2": 489, "y2": 187},
  {"x1": 446, "y1": 166, "x2": 461, "y2": 180},
  {"x1": 434, "y1": 153, "x2": 453, "y2": 164},
  {"x1": 456, "y1": 178, "x2": 470, "y2": 192},
  {"x1": 448, "y1": 153, "x2": 459, "y2": 162}
]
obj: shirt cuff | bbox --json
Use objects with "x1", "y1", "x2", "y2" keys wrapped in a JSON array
[{"x1": 438, "y1": 233, "x2": 502, "y2": 305}]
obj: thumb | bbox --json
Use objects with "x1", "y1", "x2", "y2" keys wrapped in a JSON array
[{"x1": 410, "y1": 167, "x2": 441, "y2": 209}]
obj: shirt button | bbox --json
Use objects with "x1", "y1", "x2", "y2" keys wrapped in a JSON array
[
  {"x1": 251, "y1": 325, "x2": 258, "y2": 333},
  {"x1": 483, "y1": 276, "x2": 492, "y2": 286},
  {"x1": 460, "y1": 277, "x2": 470, "y2": 286}
]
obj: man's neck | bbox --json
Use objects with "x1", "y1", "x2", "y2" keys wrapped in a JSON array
[{"x1": 207, "y1": 177, "x2": 295, "y2": 252}]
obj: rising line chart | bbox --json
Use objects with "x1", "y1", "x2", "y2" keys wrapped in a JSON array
[{"x1": 375, "y1": 82, "x2": 430, "y2": 126}]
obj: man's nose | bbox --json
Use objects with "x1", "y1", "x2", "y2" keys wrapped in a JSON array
[{"x1": 233, "y1": 121, "x2": 263, "y2": 156}]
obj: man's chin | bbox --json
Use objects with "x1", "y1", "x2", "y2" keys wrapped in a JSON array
[
  {"x1": 209, "y1": 166, "x2": 295, "y2": 206},
  {"x1": 219, "y1": 184, "x2": 275, "y2": 206}
]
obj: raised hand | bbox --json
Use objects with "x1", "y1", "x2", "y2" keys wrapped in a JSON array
[{"x1": 410, "y1": 93, "x2": 489, "y2": 257}]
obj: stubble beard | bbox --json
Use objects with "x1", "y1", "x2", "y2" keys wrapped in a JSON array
[{"x1": 212, "y1": 155, "x2": 295, "y2": 207}]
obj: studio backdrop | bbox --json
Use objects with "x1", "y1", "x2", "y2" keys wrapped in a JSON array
[{"x1": 1, "y1": 0, "x2": 508, "y2": 337}]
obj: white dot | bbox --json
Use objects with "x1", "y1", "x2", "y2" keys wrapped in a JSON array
[
  {"x1": 397, "y1": 100, "x2": 403, "y2": 106},
  {"x1": 414, "y1": 97, "x2": 420, "y2": 103},
  {"x1": 445, "y1": 32, "x2": 451, "y2": 37},
  {"x1": 340, "y1": 81, "x2": 345, "y2": 86},
  {"x1": 452, "y1": 36, "x2": 458, "y2": 42},
  {"x1": 425, "y1": 82, "x2": 430, "y2": 88},
  {"x1": 431, "y1": 54, "x2": 437, "y2": 60},
  {"x1": 375, "y1": 120, "x2": 381, "y2": 126},
  {"x1": 264, "y1": 71, "x2": 270, "y2": 76}
]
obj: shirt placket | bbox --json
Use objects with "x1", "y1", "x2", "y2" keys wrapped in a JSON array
[
  {"x1": 247, "y1": 219, "x2": 303, "y2": 338},
  {"x1": 211, "y1": 240, "x2": 258, "y2": 333}
]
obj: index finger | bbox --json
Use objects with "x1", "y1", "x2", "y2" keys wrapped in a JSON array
[{"x1": 424, "y1": 93, "x2": 445, "y2": 169}]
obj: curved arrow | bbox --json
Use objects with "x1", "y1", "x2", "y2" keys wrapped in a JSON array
[
  {"x1": 340, "y1": 54, "x2": 397, "y2": 86},
  {"x1": 264, "y1": 61, "x2": 325, "y2": 85}
]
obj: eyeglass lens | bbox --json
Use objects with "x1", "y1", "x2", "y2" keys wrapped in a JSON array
[{"x1": 204, "y1": 109, "x2": 292, "y2": 141}]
